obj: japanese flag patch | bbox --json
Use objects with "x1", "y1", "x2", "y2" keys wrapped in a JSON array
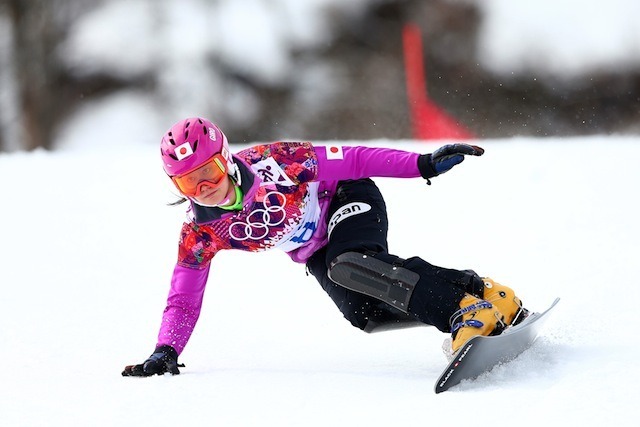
[
  {"x1": 175, "y1": 142, "x2": 194, "y2": 160},
  {"x1": 326, "y1": 145, "x2": 344, "y2": 160}
]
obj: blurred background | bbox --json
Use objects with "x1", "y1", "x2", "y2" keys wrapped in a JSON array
[{"x1": 0, "y1": 0, "x2": 639, "y2": 152}]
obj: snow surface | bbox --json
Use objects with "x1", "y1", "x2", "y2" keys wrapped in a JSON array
[{"x1": 1, "y1": 136, "x2": 639, "y2": 426}]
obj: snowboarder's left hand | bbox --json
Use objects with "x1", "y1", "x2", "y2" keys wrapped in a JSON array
[
  {"x1": 418, "y1": 144, "x2": 484, "y2": 183},
  {"x1": 122, "y1": 345, "x2": 182, "y2": 377}
]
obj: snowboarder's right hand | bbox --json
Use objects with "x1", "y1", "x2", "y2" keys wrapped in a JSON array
[{"x1": 122, "y1": 345, "x2": 182, "y2": 377}]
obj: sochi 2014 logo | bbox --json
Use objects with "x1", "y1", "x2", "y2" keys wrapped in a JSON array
[{"x1": 229, "y1": 191, "x2": 287, "y2": 241}]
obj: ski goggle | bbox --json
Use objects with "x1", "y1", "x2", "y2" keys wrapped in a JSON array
[{"x1": 171, "y1": 153, "x2": 228, "y2": 197}]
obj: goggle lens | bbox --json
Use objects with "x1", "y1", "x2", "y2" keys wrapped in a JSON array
[{"x1": 172, "y1": 154, "x2": 228, "y2": 197}]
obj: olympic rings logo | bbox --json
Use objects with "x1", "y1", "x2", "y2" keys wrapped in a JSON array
[{"x1": 229, "y1": 191, "x2": 287, "y2": 241}]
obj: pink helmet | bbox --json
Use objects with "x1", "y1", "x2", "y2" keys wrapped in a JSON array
[{"x1": 160, "y1": 117, "x2": 235, "y2": 177}]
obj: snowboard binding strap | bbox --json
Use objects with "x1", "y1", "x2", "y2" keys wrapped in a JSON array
[{"x1": 450, "y1": 300, "x2": 504, "y2": 334}]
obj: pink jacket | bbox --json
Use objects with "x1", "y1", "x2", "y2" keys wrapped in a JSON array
[{"x1": 157, "y1": 142, "x2": 422, "y2": 354}]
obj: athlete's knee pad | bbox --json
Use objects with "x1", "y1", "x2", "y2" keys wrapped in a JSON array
[{"x1": 328, "y1": 251, "x2": 419, "y2": 314}]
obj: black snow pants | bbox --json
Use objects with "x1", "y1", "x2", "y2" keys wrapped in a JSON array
[{"x1": 306, "y1": 179, "x2": 485, "y2": 333}]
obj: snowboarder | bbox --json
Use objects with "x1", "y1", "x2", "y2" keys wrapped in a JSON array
[{"x1": 122, "y1": 117, "x2": 527, "y2": 377}]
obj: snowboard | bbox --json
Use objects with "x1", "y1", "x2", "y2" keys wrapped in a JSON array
[{"x1": 434, "y1": 297, "x2": 560, "y2": 394}]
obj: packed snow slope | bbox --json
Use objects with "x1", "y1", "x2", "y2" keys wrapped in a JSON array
[{"x1": 1, "y1": 136, "x2": 638, "y2": 426}]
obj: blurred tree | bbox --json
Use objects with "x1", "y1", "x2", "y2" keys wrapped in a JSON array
[
  {"x1": 4, "y1": 0, "x2": 62, "y2": 150},
  {"x1": 298, "y1": 0, "x2": 411, "y2": 140},
  {"x1": 0, "y1": 0, "x2": 134, "y2": 151}
]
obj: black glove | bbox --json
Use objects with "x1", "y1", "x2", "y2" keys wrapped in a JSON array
[
  {"x1": 417, "y1": 144, "x2": 484, "y2": 184},
  {"x1": 122, "y1": 345, "x2": 183, "y2": 377}
]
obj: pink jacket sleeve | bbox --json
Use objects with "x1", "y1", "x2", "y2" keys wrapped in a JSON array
[
  {"x1": 156, "y1": 264, "x2": 210, "y2": 355},
  {"x1": 315, "y1": 145, "x2": 422, "y2": 181}
]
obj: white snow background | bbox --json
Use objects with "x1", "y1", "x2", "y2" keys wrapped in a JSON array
[
  {"x1": 1, "y1": 136, "x2": 639, "y2": 426},
  {"x1": 2, "y1": 0, "x2": 640, "y2": 425}
]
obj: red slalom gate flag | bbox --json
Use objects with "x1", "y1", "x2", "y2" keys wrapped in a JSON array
[{"x1": 402, "y1": 23, "x2": 474, "y2": 140}]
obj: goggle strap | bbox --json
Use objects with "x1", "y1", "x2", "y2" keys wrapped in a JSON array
[{"x1": 213, "y1": 157, "x2": 226, "y2": 174}]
